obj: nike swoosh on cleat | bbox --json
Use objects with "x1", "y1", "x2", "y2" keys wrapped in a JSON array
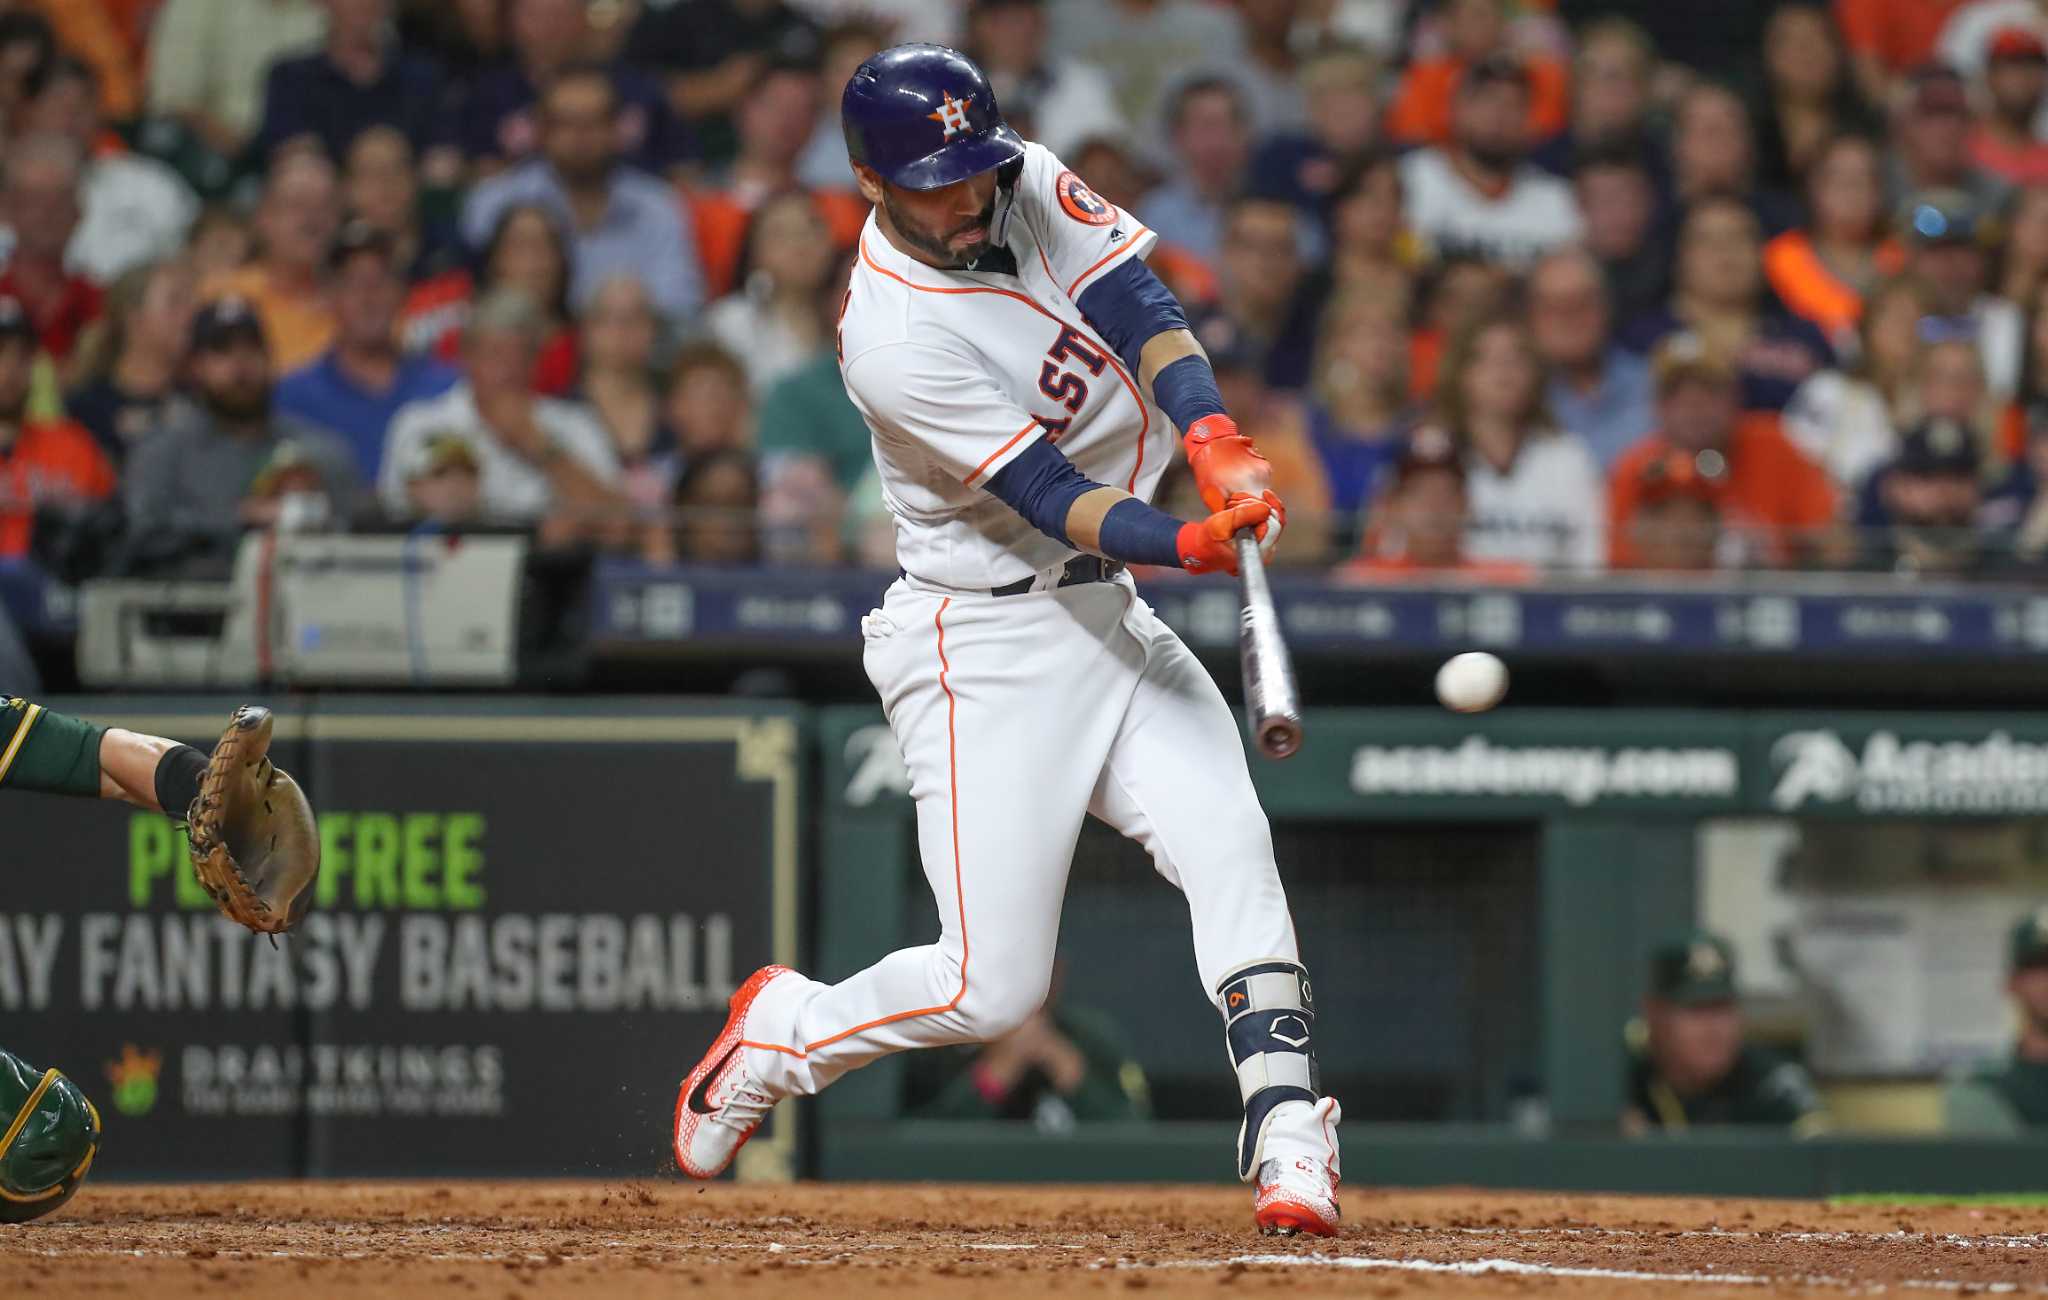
[{"x1": 686, "y1": 1044, "x2": 739, "y2": 1116}]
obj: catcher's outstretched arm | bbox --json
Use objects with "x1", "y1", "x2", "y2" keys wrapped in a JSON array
[{"x1": 0, "y1": 696, "x2": 202, "y2": 810}]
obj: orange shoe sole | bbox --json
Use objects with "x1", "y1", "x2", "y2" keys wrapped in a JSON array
[{"x1": 1256, "y1": 1200, "x2": 1340, "y2": 1237}]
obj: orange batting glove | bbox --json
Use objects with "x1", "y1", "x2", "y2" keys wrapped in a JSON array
[
  {"x1": 1175, "y1": 496, "x2": 1274, "y2": 577},
  {"x1": 1185, "y1": 414, "x2": 1284, "y2": 558}
]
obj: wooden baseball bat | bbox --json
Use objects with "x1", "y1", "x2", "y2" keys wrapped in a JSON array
[{"x1": 1235, "y1": 534, "x2": 1302, "y2": 760}]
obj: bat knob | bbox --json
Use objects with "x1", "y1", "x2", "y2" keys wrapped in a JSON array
[{"x1": 1258, "y1": 717, "x2": 1303, "y2": 760}]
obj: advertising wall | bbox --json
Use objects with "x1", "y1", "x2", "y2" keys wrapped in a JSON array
[{"x1": 1, "y1": 699, "x2": 802, "y2": 1180}]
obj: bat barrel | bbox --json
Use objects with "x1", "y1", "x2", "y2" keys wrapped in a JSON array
[{"x1": 1235, "y1": 534, "x2": 1303, "y2": 761}]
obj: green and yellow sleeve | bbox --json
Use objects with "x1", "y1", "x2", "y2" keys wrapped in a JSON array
[{"x1": 0, "y1": 697, "x2": 105, "y2": 798}]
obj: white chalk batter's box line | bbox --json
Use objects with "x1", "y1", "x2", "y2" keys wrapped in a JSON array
[{"x1": 14, "y1": 1223, "x2": 2048, "y2": 1292}]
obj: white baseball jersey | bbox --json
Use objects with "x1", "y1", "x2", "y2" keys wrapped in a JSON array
[{"x1": 838, "y1": 141, "x2": 1168, "y2": 590}]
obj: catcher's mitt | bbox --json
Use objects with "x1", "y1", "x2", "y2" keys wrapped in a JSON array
[{"x1": 186, "y1": 706, "x2": 320, "y2": 935}]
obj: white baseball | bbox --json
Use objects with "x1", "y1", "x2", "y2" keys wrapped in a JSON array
[{"x1": 1435, "y1": 652, "x2": 1509, "y2": 713}]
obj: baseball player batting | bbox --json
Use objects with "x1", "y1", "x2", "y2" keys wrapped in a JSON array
[{"x1": 675, "y1": 44, "x2": 1342, "y2": 1236}]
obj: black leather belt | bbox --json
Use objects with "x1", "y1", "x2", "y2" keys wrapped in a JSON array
[{"x1": 990, "y1": 555, "x2": 1125, "y2": 597}]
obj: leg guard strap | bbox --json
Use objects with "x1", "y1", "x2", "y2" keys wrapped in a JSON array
[{"x1": 1217, "y1": 958, "x2": 1320, "y2": 1181}]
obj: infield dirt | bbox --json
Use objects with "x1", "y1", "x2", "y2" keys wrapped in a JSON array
[{"x1": 5, "y1": 1181, "x2": 2046, "y2": 1296}]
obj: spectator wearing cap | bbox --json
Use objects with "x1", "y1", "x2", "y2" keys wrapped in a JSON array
[
  {"x1": 684, "y1": 59, "x2": 867, "y2": 302},
  {"x1": 273, "y1": 222, "x2": 461, "y2": 480},
  {"x1": 1970, "y1": 29, "x2": 2048, "y2": 185},
  {"x1": 1782, "y1": 275, "x2": 1932, "y2": 491},
  {"x1": 462, "y1": 66, "x2": 703, "y2": 322},
  {"x1": 1618, "y1": 446, "x2": 1727, "y2": 572},
  {"x1": 1573, "y1": 144, "x2": 1671, "y2": 324},
  {"x1": 1837, "y1": 0, "x2": 1973, "y2": 104},
  {"x1": 0, "y1": 133, "x2": 101, "y2": 367},
  {"x1": 1889, "y1": 64, "x2": 2009, "y2": 212},
  {"x1": 1044, "y1": 0, "x2": 1246, "y2": 154},
  {"x1": 1900, "y1": 189, "x2": 2024, "y2": 398},
  {"x1": 1668, "y1": 82, "x2": 1800, "y2": 237},
  {"x1": 1608, "y1": 335, "x2": 1842, "y2": 568},
  {"x1": 1856, "y1": 414, "x2": 1997, "y2": 573},
  {"x1": 1386, "y1": 0, "x2": 1569, "y2": 149},
  {"x1": 1622, "y1": 195, "x2": 1836, "y2": 413},
  {"x1": 1938, "y1": 0, "x2": 2048, "y2": 80},
  {"x1": 398, "y1": 433, "x2": 486, "y2": 527},
  {"x1": 1435, "y1": 315, "x2": 1607, "y2": 573},
  {"x1": 1762, "y1": 134, "x2": 1898, "y2": 350},
  {"x1": 18, "y1": 56, "x2": 198, "y2": 286},
  {"x1": 64, "y1": 259, "x2": 198, "y2": 467},
  {"x1": 1139, "y1": 79, "x2": 1255, "y2": 267},
  {"x1": 198, "y1": 151, "x2": 342, "y2": 374},
  {"x1": 1304, "y1": 291, "x2": 1415, "y2": 552},
  {"x1": 1530, "y1": 247, "x2": 1655, "y2": 470},
  {"x1": 144, "y1": 0, "x2": 326, "y2": 164},
  {"x1": 0, "y1": 295, "x2": 113, "y2": 560},
  {"x1": 630, "y1": 0, "x2": 820, "y2": 157},
  {"x1": 254, "y1": 0, "x2": 458, "y2": 179},
  {"x1": 1623, "y1": 931, "x2": 1827, "y2": 1135},
  {"x1": 461, "y1": 0, "x2": 693, "y2": 178},
  {"x1": 1944, "y1": 908, "x2": 2048, "y2": 1132},
  {"x1": 122, "y1": 298, "x2": 362, "y2": 578},
  {"x1": 963, "y1": 0, "x2": 1122, "y2": 163},
  {"x1": 1399, "y1": 57, "x2": 1584, "y2": 269},
  {"x1": 1751, "y1": 4, "x2": 1881, "y2": 198},
  {"x1": 1340, "y1": 426, "x2": 1534, "y2": 582},
  {"x1": 344, "y1": 126, "x2": 462, "y2": 287},
  {"x1": 380, "y1": 287, "x2": 625, "y2": 540}
]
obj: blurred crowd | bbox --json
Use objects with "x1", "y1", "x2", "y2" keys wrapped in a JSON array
[{"x1": 9, "y1": 0, "x2": 2048, "y2": 584}]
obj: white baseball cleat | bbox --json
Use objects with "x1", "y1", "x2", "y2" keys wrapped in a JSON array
[
  {"x1": 1253, "y1": 1154, "x2": 1342, "y2": 1237},
  {"x1": 673, "y1": 964, "x2": 791, "y2": 1180}
]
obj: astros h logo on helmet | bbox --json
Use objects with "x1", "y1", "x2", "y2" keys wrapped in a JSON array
[{"x1": 928, "y1": 91, "x2": 974, "y2": 139}]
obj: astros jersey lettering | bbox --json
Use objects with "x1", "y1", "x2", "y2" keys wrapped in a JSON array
[{"x1": 838, "y1": 142, "x2": 1168, "y2": 590}]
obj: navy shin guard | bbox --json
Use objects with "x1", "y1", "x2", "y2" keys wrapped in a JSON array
[{"x1": 1217, "y1": 958, "x2": 1320, "y2": 1182}]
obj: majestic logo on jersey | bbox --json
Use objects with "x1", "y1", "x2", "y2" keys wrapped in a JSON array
[
  {"x1": 927, "y1": 91, "x2": 974, "y2": 139},
  {"x1": 1056, "y1": 171, "x2": 1117, "y2": 225}
]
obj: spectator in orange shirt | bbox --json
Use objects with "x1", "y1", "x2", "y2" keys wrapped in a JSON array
[
  {"x1": 1837, "y1": 0, "x2": 1972, "y2": 104},
  {"x1": 1609, "y1": 334, "x2": 1843, "y2": 569},
  {"x1": 1342, "y1": 426, "x2": 1535, "y2": 583},
  {"x1": 1763, "y1": 133, "x2": 1895, "y2": 349},
  {"x1": 1619, "y1": 446, "x2": 1727, "y2": 573},
  {"x1": 198, "y1": 150, "x2": 340, "y2": 373},
  {"x1": 1386, "y1": 0, "x2": 1569, "y2": 149},
  {"x1": 0, "y1": 296, "x2": 114, "y2": 559},
  {"x1": 0, "y1": 134, "x2": 102, "y2": 368},
  {"x1": 685, "y1": 59, "x2": 866, "y2": 302},
  {"x1": 1971, "y1": 29, "x2": 2048, "y2": 187}
]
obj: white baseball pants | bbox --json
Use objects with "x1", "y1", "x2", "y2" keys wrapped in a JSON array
[{"x1": 738, "y1": 571, "x2": 1339, "y2": 1172}]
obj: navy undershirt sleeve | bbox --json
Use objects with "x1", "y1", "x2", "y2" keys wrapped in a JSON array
[
  {"x1": 981, "y1": 438, "x2": 1185, "y2": 566},
  {"x1": 1076, "y1": 257, "x2": 1187, "y2": 375},
  {"x1": 981, "y1": 436, "x2": 1097, "y2": 546}
]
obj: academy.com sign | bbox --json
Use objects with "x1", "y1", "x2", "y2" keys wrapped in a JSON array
[
  {"x1": 1771, "y1": 729, "x2": 2048, "y2": 813},
  {"x1": 1349, "y1": 735, "x2": 1740, "y2": 806}
]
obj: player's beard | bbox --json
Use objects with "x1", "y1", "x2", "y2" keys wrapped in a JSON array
[{"x1": 884, "y1": 189, "x2": 998, "y2": 270}]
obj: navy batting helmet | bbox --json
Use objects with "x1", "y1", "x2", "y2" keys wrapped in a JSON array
[{"x1": 841, "y1": 44, "x2": 1025, "y2": 191}]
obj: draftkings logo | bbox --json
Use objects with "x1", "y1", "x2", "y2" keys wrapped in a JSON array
[
  {"x1": 1770, "y1": 729, "x2": 2048, "y2": 813},
  {"x1": 104, "y1": 1044, "x2": 162, "y2": 1117}
]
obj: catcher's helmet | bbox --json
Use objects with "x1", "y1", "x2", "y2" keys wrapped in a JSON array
[{"x1": 841, "y1": 44, "x2": 1025, "y2": 191}]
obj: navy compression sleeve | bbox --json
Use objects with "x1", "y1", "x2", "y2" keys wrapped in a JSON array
[
  {"x1": 1076, "y1": 258, "x2": 1226, "y2": 431},
  {"x1": 981, "y1": 436, "x2": 1096, "y2": 546},
  {"x1": 1075, "y1": 257, "x2": 1186, "y2": 375},
  {"x1": 981, "y1": 437, "x2": 1186, "y2": 566}
]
